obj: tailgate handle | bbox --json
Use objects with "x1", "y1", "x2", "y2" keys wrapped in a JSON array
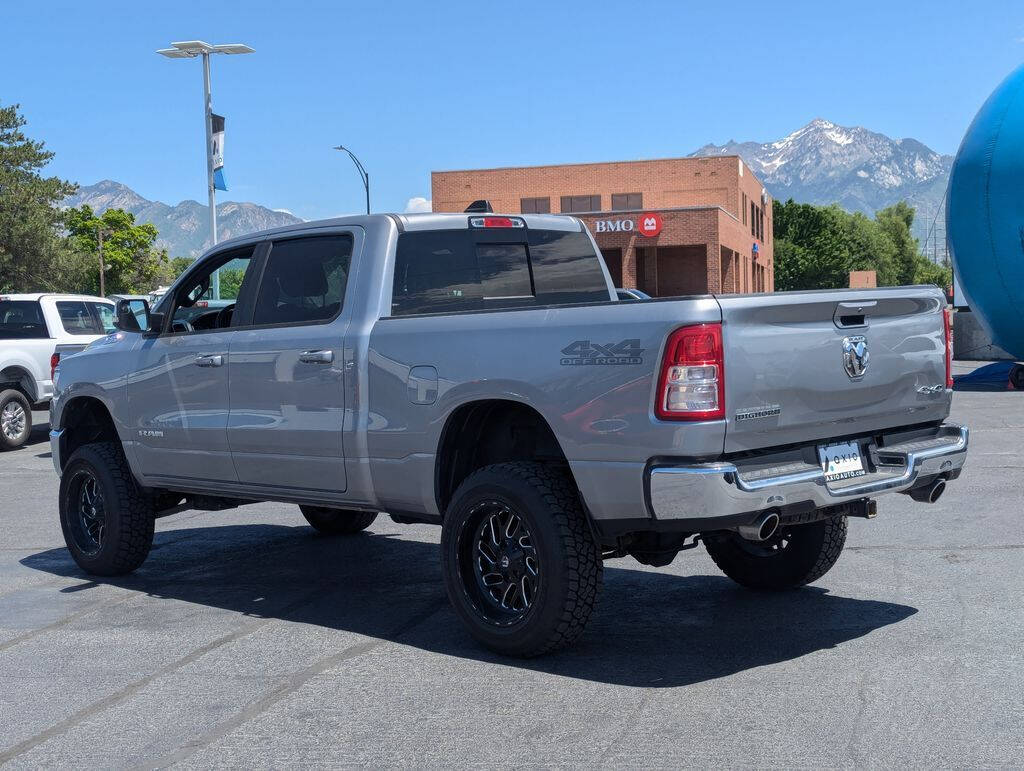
[{"x1": 834, "y1": 301, "x2": 876, "y2": 328}]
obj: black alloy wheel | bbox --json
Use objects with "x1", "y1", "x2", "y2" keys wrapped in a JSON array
[
  {"x1": 65, "y1": 469, "x2": 107, "y2": 555},
  {"x1": 441, "y1": 462, "x2": 602, "y2": 657},
  {"x1": 462, "y1": 500, "x2": 541, "y2": 625}
]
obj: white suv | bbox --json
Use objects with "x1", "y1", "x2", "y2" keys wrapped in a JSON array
[{"x1": 0, "y1": 293, "x2": 115, "y2": 449}]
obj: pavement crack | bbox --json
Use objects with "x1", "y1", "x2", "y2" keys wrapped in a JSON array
[
  {"x1": 0, "y1": 593, "x2": 135, "y2": 654},
  {"x1": 144, "y1": 598, "x2": 448, "y2": 769},
  {"x1": 0, "y1": 587, "x2": 329, "y2": 765}
]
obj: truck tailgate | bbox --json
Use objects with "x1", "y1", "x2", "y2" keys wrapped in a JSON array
[{"x1": 717, "y1": 287, "x2": 950, "y2": 453}]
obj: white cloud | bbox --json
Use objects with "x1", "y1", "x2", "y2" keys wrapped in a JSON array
[{"x1": 404, "y1": 196, "x2": 432, "y2": 213}]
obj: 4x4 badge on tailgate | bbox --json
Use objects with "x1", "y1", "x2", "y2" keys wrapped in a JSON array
[
  {"x1": 560, "y1": 339, "x2": 644, "y2": 365},
  {"x1": 842, "y1": 335, "x2": 869, "y2": 379}
]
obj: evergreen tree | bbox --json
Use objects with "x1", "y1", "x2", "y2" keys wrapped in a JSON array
[{"x1": 0, "y1": 103, "x2": 78, "y2": 291}]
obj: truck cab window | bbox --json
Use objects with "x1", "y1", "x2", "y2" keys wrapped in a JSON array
[
  {"x1": 88, "y1": 302, "x2": 116, "y2": 334},
  {"x1": 170, "y1": 249, "x2": 254, "y2": 333},
  {"x1": 56, "y1": 301, "x2": 107, "y2": 335},
  {"x1": 251, "y1": 235, "x2": 353, "y2": 327},
  {"x1": 391, "y1": 228, "x2": 608, "y2": 316}
]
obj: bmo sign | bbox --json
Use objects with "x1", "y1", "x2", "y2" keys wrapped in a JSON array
[{"x1": 594, "y1": 212, "x2": 664, "y2": 237}]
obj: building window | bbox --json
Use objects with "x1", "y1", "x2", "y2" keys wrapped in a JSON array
[
  {"x1": 520, "y1": 197, "x2": 550, "y2": 214},
  {"x1": 611, "y1": 193, "x2": 642, "y2": 211},
  {"x1": 742, "y1": 193, "x2": 748, "y2": 224},
  {"x1": 560, "y1": 194, "x2": 601, "y2": 213},
  {"x1": 751, "y1": 202, "x2": 756, "y2": 237}
]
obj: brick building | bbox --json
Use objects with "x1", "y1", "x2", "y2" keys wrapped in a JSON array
[{"x1": 431, "y1": 156, "x2": 773, "y2": 296}]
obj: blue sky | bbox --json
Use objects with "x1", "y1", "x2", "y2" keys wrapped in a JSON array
[{"x1": 4, "y1": 0, "x2": 1023, "y2": 221}]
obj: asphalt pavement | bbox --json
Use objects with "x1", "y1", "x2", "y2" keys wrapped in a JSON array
[{"x1": 0, "y1": 363, "x2": 1021, "y2": 767}]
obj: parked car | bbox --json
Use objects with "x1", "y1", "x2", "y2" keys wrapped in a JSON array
[
  {"x1": 0, "y1": 293, "x2": 114, "y2": 449},
  {"x1": 49, "y1": 213, "x2": 968, "y2": 656}
]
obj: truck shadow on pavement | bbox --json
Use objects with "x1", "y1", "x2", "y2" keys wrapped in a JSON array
[{"x1": 22, "y1": 522, "x2": 917, "y2": 688}]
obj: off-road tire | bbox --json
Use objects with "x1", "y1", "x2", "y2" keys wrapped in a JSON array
[
  {"x1": 441, "y1": 462, "x2": 602, "y2": 657},
  {"x1": 705, "y1": 515, "x2": 848, "y2": 590},
  {"x1": 299, "y1": 506, "x2": 377, "y2": 535},
  {"x1": 59, "y1": 441, "x2": 155, "y2": 575},
  {"x1": 0, "y1": 389, "x2": 32, "y2": 450}
]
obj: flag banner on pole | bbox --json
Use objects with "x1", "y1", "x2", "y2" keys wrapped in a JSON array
[{"x1": 211, "y1": 113, "x2": 227, "y2": 191}]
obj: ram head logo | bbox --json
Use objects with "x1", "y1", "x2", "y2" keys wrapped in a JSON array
[{"x1": 842, "y1": 335, "x2": 869, "y2": 379}]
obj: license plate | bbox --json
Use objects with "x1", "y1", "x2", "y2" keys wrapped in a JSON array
[{"x1": 818, "y1": 441, "x2": 866, "y2": 482}]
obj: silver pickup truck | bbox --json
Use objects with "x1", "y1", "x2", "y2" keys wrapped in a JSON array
[{"x1": 49, "y1": 212, "x2": 969, "y2": 656}]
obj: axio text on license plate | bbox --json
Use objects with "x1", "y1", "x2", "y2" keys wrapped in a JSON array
[{"x1": 818, "y1": 441, "x2": 866, "y2": 481}]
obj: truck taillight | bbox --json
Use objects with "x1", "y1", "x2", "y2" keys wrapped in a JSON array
[
  {"x1": 656, "y1": 323, "x2": 725, "y2": 421},
  {"x1": 50, "y1": 353, "x2": 60, "y2": 381},
  {"x1": 943, "y1": 307, "x2": 954, "y2": 389}
]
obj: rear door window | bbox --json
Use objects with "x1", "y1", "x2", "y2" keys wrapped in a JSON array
[
  {"x1": 0, "y1": 300, "x2": 47, "y2": 339},
  {"x1": 251, "y1": 235, "x2": 353, "y2": 327}
]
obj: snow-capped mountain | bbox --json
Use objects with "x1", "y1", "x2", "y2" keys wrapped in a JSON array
[
  {"x1": 692, "y1": 119, "x2": 952, "y2": 239},
  {"x1": 64, "y1": 180, "x2": 303, "y2": 257}
]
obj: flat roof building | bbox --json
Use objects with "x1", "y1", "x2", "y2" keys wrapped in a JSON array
[{"x1": 432, "y1": 155, "x2": 773, "y2": 296}]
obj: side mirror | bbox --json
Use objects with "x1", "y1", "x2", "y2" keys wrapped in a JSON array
[{"x1": 114, "y1": 298, "x2": 150, "y2": 333}]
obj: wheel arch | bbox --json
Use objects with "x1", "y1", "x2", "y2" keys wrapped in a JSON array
[
  {"x1": 57, "y1": 396, "x2": 120, "y2": 472},
  {"x1": 1, "y1": 364, "x2": 38, "y2": 403},
  {"x1": 434, "y1": 398, "x2": 579, "y2": 516}
]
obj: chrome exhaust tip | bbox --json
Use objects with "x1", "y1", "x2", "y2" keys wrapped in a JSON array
[
  {"x1": 737, "y1": 511, "x2": 781, "y2": 542},
  {"x1": 909, "y1": 477, "x2": 946, "y2": 504}
]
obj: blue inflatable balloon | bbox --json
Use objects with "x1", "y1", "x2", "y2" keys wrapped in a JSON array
[{"x1": 948, "y1": 64, "x2": 1024, "y2": 359}]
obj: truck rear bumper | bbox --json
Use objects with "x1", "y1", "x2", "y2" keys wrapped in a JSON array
[{"x1": 648, "y1": 423, "x2": 968, "y2": 522}]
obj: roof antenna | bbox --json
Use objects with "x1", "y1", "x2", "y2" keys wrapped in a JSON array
[{"x1": 464, "y1": 200, "x2": 493, "y2": 213}]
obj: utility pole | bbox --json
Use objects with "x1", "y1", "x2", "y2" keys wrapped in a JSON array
[{"x1": 96, "y1": 225, "x2": 109, "y2": 298}]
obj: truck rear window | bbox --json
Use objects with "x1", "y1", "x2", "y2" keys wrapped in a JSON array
[
  {"x1": 0, "y1": 301, "x2": 47, "y2": 339},
  {"x1": 391, "y1": 229, "x2": 609, "y2": 316}
]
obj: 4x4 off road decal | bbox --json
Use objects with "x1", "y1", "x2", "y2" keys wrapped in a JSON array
[{"x1": 561, "y1": 339, "x2": 644, "y2": 365}]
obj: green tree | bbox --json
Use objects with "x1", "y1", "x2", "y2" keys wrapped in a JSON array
[
  {"x1": 875, "y1": 202, "x2": 919, "y2": 285},
  {"x1": 169, "y1": 256, "x2": 194, "y2": 278},
  {"x1": 65, "y1": 205, "x2": 171, "y2": 295},
  {"x1": 773, "y1": 200, "x2": 852, "y2": 290},
  {"x1": 0, "y1": 103, "x2": 79, "y2": 292},
  {"x1": 845, "y1": 211, "x2": 898, "y2": 286},
  {"x1": 773, "y1": 198, "x2": 944, "y2": 291},
  {"x1": 913, "y1": 254, "x2": 952, "y2": 289}
]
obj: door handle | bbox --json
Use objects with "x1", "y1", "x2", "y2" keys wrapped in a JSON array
[
  {"x1": 299, "y1": 350, "x2": 334, "y2": 364},
  {"x1": 195, "y1": 354, "x2": 224, "y2": 367}
]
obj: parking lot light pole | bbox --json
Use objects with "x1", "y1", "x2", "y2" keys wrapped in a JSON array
[
  {"x1": 157, "y1": 40, "x2": 254, "y2": 298},
  {"x1": 333, "y1": 145, "x2": 370, "y2": 214}
]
